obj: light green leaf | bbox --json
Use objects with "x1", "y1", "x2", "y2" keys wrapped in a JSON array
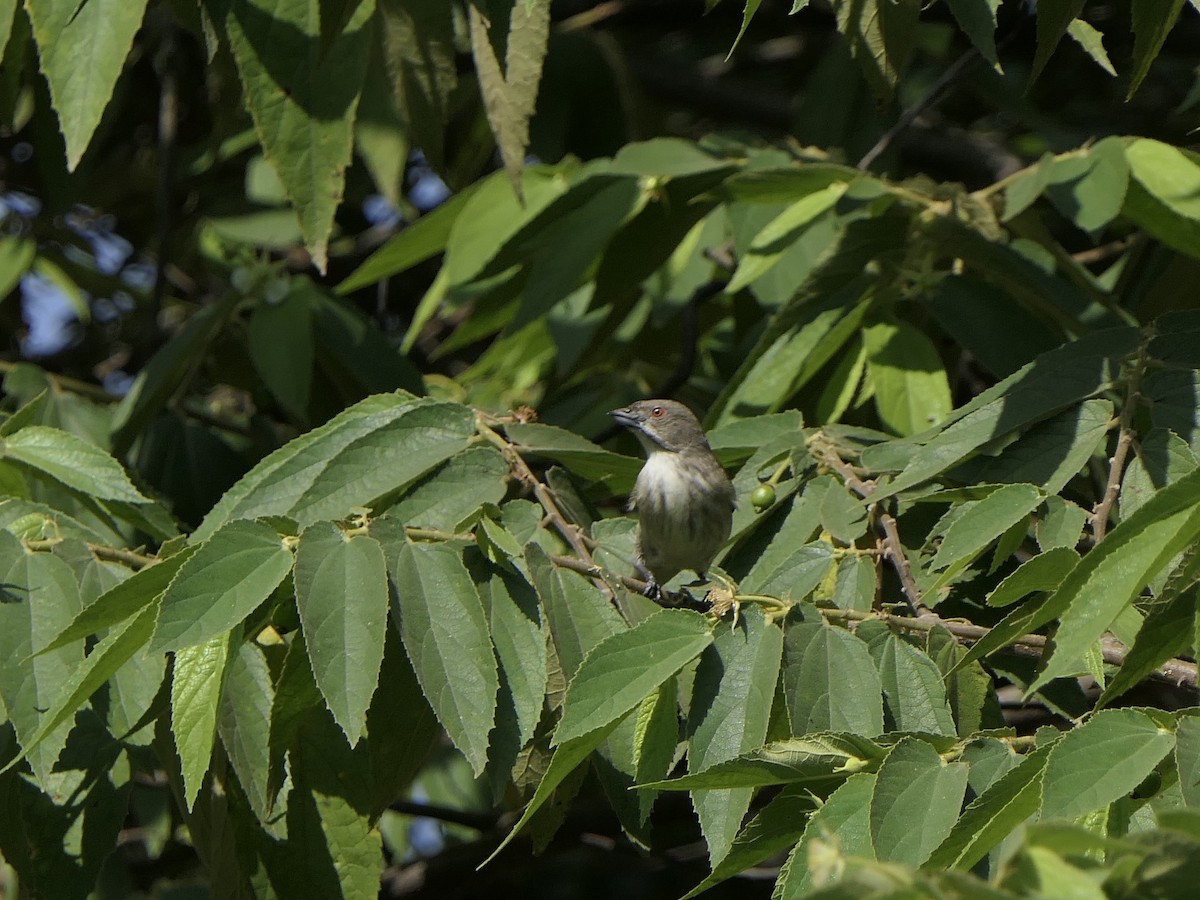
[
  {"x1": 0, "y1": 235, "x2": 35, "y2": 301},
  {"x1": 728, "y1": 182, "x2": 847, "y2": 292},
  {"x1": 1067, "y1": 19, "x2": 1116, "y2": 76},
  {"x1": 2, "y1": 425, "x2": 148, "y2": 502},
  {"x1": 195, "y1": 394, "x2": 476, "y2": 540},
  {"x1": 468, "y1": 0, "x2": 551, "y2": 196},
  {"x1": 222, "y1": 0, "x2": 376, "y2": 272},
  {"x1": 742, "y1": 541, "x2": 835, "y2": 602},
  {"x1": 504, "y1": 422, "x2": 642, "y2": 489},
  {"x1": 151, "y1": 520, "x2": 293, "y2": 652},
  {"x1": 782, "y1": 620, "x2": 885, "y2": 737},
  {"x1": 870, "y1": 737, "x2": 969, "y2": 866},
  {"x1": 390, "y1": 541, "x2": 498, "y2": 775},
  {"x1": 680, "y1": 787, "x2": 815, "y2": 900},
  {"x1": 554, "y1": 609, "x2": 711, "y2": 746},
  {"x1": 294, "y1": 523, "x2": 389, "y2": 746},
  {"x1": 1040, "y1": 709, "x2": 1175, "y2": 819},
  {"x1": 863, "y1": 320, "x2": 952, "y2": 437},
  {"x1": 1177, "y1": 714, "x2": 1200, "y2": 808},
  {"x1": 687, "y1": 608, "x2": 784, "y2": 865},
  {"x1": 1124, "y1": 138, "x2": 1200, "y2": 258},
  {"x1": 172, "y1": 632, "x2": 233, "y2": 810},
  {"x1": 26, "y1": 0, "x2": 150, "y2": 169},
  {"x1": 834, "y1": 0, "x2": 919, "y2": 101}
]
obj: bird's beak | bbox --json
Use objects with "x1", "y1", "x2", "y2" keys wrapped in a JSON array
[{"x1": 609, "y1": 407, "x2": 639, "y2": 429}]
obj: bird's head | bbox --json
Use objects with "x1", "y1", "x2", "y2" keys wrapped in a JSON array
[{"x1": 608, "y1": 399, "x2": 710, "y2": 456}]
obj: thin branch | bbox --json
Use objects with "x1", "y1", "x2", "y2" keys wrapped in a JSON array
[
  {"x1": 809, "y1": 433, "x2": 932, "y2": 616},
  {"x1": 857, "y1": 47, "x2": 981, "y2": 172},
  {"x1": 0, "y1": 360, "x2": 118, "y2": 404},
  {"x1": 1092, "y1": 346, "x2": 1146, "y2": 542},
  {"x1": 24, "y1": 539, "x2": 156, "y2": 569},
  {"x1": 388, "y1": 799, "x2": 499, "y2": 832}
]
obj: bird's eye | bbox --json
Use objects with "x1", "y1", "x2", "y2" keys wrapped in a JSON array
[{"x1": 651, "y1": 406, "x2": 664, "y2": 417}]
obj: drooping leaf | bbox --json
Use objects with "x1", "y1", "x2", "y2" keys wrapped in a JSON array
[
  {"x1": 294, "y1": 523, "x2": 389, "y2": 746},
  {"x1": 25, "y1": 0, "x2": 150, "y2": 169},
  {"x1": 222, "y1": 0, "x2": 376, "y2": 272},
  {"x1": 171, "y1": 632, "x2": 234, "y2": 810},
  {"x1": 468, "y1": 0, "x2": 551, "y2": 197},
  {"x1": 687, "y1": 608, "x2": 784, "y2": 866},
  {"x1": 1128, "y1": 0, "x2": 1187, "y2": 98},
  {"x1": 781, "y1": 619, "x2": 885, "y2": 737},
  {"x1": 1029, "y1": 0, "x2": 1087, "y2": 85},
  {"x1": 390, "y1": 541, "x2": 498, "y2": 775},
  {"x1": 863, "y1": 319, "x2": 953, "y2": 437}
]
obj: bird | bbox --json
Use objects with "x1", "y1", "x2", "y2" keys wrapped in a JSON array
[{"x1": 608, "y1": 399, "x2": 736, "y2": 602}]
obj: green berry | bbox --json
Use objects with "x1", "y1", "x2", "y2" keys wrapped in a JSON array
[{"x1": 751, "y1": 484, "x2": 776, "y2": 512}]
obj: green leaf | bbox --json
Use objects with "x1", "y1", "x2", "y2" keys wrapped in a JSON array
[
  {"x1": 294, "y1": 523, "x2": 389, "y2": 746},
  {"x1": 873, "y1": 327, "x2": 1137, "y2": 500},
  {"x1": 774, "y1": 772, "x2": 877, "y2": 898},
  {"x1": 1030, "y1": 0, "x2": 1086, "y2": 85},
  {"x1": 0, "y1": 533, "x2": 83, "y2": 784},
  {"x1": 782, "y1": 620, "x2": 884, "y2": 737},
  {"x1": 468, "y1": 0, "x2": 551, "y2": 196},
  {"x1": 863, "y1": 320, "x2": 953, "y2": 437},
  {"x1": 151, "y1": 520, "x2": 293, "y2": 653},
  {"x1": 504, "y1": 422, "x2": 642, "y2": 489},
  {"x1": 0, "y1": 235, "x2": 35, "y2": 303},
  {"x1": 554, "y1": 609, "x2": 711, "y2": 745},
  {"x1": 1, "y1": 600, "x2": 159, "y2": 774},
  {"x1": 1124, "y1": 139, "x2": 1200, "y2": 259},
  {"x1": 248, "y1": 289, "x2": 314, "y2": 421},
  {"x1": 36, "y1": 546, "x2": 199, "y2": 655},
  {"x1": 931, "y1": 483, "x2": 1042, "y2": 572},
  {"x1": 680, "y1": 786, "x2": 815, "y2": 899},
  {"x1": 195, "y1": 394, "x2": 476, "y2": 540},
  {"x1": 687, "y1": 608, "x2": 784, "y2": 865},
  {"x1": 945, "y1": 0, "x2": 1000, "y2": 66},
  {"x1": 1030, "y1": 468, "x2": 1200, "y2": 692},
  {"x1": 742, "y1": 541, "x2": 835, "y2": 602},
  {"x1": 985, "y1": 547, "x2": 1079, "y2": 607},
  {"x1": 474, "y1": 561, "x2": 547, "y2": 750},
  {"x1": 480, "y1": 715, "x2": 624, "y2": 867},
  {"x1": 25, "y1": 0, "x2": 150, "y2": 169},
  {"x1": 727, "y1": 182, "x2": 848, "y2": 292},
  {"x1": 2, "y1": 425, "x2": 148, "y2": 503},
  {"x1": 1097, "y1": 580, "x2": 1196, "y2": 708},
  {"x1": 1128, "y1": 0, "x2": 1186, "y2": 98},
  {"x1": 527, "y1": 544, "x2": 625, "y2": 681},
  {"x1": 1037, "y1": 498, "x2": 1089, "y2": 551},
  {"x1": 868, "y1": 633, "x2": 957, "y2": 737},
  {"x1": 1176, "y1": 714, "x2": 1200, "y2": 808},
  {"x1": 870, "y1": 737, "x2": 968, "y2": 866},
  {"x1": 390, "y1": 541, "x2": 498, "y2": 775},
  {"x1": 336, "y1": 180, "x2": 481, "y2": 294},
  {"x1": 728, "y1": 0, "x2": 764, "y2": 57},
  {"x1": 1040, "y1": 709, "x2": 1175, "y2": 819},
  {"x1": 643, "y1": 732, "x2": 889, "y2": 790},
  {"x1": 925, "y1": 742, "x2": 1053, "y2": 870},
  {"x1": 218, "y1": 641, "x2": 276, "y2": 823},
  {"x1": 1066, "y1": 20, "x2": 1116, "y2": 76},
  {"x1": 833, "y1": 0, "x2": 919, "y2": 101},
  {"x1": 388, "y1": 445, "x2": 509, "y2": 531},
  {"x1": 221, "y1": 0, "x2": 375, "y2": 272},
  {"x1": 171, "y1": 632, "x2": 234, "y2": 810},
  {"x1": 376, "y1": 0, "x2": 457, "y2": 172}
]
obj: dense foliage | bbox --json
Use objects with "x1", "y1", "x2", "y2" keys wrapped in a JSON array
[{"x1": 3, "y1": 1, "x2": 1200, "y2": 898}]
